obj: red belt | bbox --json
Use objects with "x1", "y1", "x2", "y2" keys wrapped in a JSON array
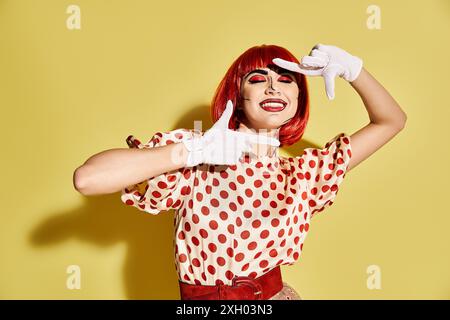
[{"x1": 178, "y1": 266, "x2": 283, "y2": 300}]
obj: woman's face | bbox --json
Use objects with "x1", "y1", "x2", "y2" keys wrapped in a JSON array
[{"x1": 239, "y1": 65, "x2": 299, "y2": 131}]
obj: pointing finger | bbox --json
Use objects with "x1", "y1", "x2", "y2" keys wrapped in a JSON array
[
  {"x1": 272, "y1": 58, "x2": 323, "y2": 76},
  {"x1": 301, "y1": 56, "x2": 327, "y2": 68}
]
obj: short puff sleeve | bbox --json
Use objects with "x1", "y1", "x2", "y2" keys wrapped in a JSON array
[
  {"x1": 297, "y1": 133, "x2": 352, "y2": 218},
  {"x1": 120, "y1": 128, "x2": 196, "y2": 215}
]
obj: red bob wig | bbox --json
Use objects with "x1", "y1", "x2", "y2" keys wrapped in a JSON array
[{"x1": 210, "y1": 44, "x2": 309, "y2": 147}]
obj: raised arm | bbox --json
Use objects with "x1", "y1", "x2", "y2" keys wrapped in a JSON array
[
  {"x1": 73, "y1": 142, "x2": 189, "y2": 196},
  {"x1": 347, "y1": 67, "x2": 407, "y2": 172}
]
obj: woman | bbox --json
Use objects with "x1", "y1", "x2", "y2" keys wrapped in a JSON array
[{"x1": 73, "y1": 43, "x2": 407, "y2": 300}]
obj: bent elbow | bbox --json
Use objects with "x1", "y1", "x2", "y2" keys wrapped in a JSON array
[{"x1": 73, "y1": 166, "x2": 90, "y2": 195}]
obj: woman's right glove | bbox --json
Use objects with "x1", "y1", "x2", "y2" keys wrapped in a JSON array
[{"x1": 181, "y1": 100, "x2": 281, "y2": 167}]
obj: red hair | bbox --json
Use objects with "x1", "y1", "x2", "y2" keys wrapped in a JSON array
[{"x1": 210, "y1": 44, "x2": 309, "y2": 147}]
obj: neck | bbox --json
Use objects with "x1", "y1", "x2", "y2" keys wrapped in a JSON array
[{"x1": 236, "y1": 122, "x2": 280, "y2": 157}]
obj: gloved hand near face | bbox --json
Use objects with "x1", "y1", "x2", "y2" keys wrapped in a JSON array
[
  {"x1": 272, "y1": 43, "x2": 363, "y2": 100},
  {"x1": 182, "y1": 100, "x2": 280, "y2": 167}
]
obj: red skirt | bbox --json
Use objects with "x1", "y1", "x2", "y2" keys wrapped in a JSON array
[{"x1": 178, "y1": 266, "x2": 283, "y2": 300}]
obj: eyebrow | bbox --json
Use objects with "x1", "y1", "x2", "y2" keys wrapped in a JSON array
[{"x1": 244, "y1": 68, "x2": 296, "y2": 80}]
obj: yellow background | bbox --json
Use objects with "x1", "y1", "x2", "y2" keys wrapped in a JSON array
[{"x1": 1, "y1": 0, "x2": 449, "y2": 299}]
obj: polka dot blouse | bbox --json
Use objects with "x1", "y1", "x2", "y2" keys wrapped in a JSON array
[{"x1": 121, "y1": 128, "x2": 352, "y2": 285}]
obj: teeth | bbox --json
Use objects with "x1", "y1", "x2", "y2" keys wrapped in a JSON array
[{"x1": 261, "y1": 102, "x2": 285, "y2": 108}]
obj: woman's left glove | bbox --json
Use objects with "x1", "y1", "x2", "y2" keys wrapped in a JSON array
[{"x1": 272, "y1": 43, "x2": 363, "y2": 100}]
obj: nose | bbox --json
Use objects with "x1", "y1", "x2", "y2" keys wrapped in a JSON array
[{"x1": 265, "y1": 77, "x2": 281, "y2": 95}]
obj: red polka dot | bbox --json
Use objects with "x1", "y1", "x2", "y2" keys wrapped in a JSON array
[
  {"x1": 179, "y1": 254, "x2": 187, "y2": 263},
  {"x1": 248, "y1": 242, "x2": 257, "y2": 250},
  {"x1": 210, "y1": 198, "x2": 220, "y2": 207},
  {"x1": 235, "y1": 253, "x2": 245, "y2": 262},
  {"x1": 209, "y1": 220, "x2": 218, "y2": 230},
  {"x1": 237, "y1": 175, "x2": 246, "y2": 184},
  {"x1": 157, "y1": 181, "x2": 167, "y2": 189},
  {"x1": 220, "y1": 190, "x2": 229, "y2": 199},
  {"x1": 259, "y1": 260, "x2": 269, "y2": 268},
  {"x1": 260, "y1": 230, "x2": 270, "y2": 239},
  {"x1": 217, "y1": 257, "x2": 225, "y2": 266},
  {"x1": 192, "y1": 258, "x2": 200, "y2": 267},
  {"x1": 241, "y1": 230, "x2": 250, "y2": 240},
  {"x1": 253, "y1": 199, "x2": 261, "y2": 208},
  {"x1": 218, "y1": 234, "x2": 227, "y2": 243},
  {"x1": 252, "y1": 219, "x2": 261, "y2": 228},
  {"x1": 152, "y1": 191, "x2": 161, "y2": 198},
  {"x1": 208, "y1": 243, "x2": 217, "y2": 252},
  {"x1": 219, "y1": 211, "x2": 228, "y2": 220},
  {"x1": 271, "y1": 218, "x2": 280, "y2": 227},
  {"x1": 199, "y1": 229, "x2": 208, "y2": 238},
  {"x1": 207, "y1": 265, "x2": 216, "y2": 275},
  {"x1": 201, "y1": 206, "x2": 210, "y2": 215}
]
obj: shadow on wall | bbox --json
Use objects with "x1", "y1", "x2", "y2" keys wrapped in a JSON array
[{"x1": 29, "y1": 103, "x2": 320, "y2": 299}]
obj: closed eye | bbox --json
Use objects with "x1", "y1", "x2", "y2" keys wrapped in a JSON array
[{"x1": 248, "y1": 75, "x2": 294, "y2": 84}]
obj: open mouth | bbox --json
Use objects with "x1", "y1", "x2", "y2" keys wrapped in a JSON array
[{"x1": 259, "y1": 99, "x2": 287, "y2": 112}]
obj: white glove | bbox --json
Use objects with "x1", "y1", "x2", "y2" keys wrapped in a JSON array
[
  {"x1": 272, "y1": 43, "x2": 363, "y2": 100},
  {"x1": 182, "y1": 100, "x2": 280, "y2": 167}
]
